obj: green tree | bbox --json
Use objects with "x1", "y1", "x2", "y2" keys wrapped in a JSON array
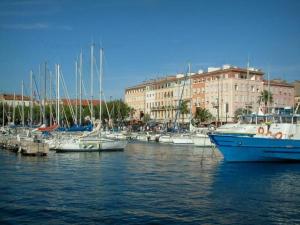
[
  {"x1": 258, "y1": 90, "x2": 273, "y2": 113},
  {"x1": 194, "y1": 107, "x2": 213, "y2": 124},
  {"x1": 178, "y1": 100, "x2": 189, "y2": 124}
]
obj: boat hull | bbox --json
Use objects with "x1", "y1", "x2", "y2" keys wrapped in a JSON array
[
  {"x1": 55, "y1": 138, "x2": 127, "y2": 152},
  {"x1": 192, "y1": 134, "x2": 214, "y2": 147},
  {"x1": 209, "y1": 134, "x2": 300, "y2": 162},
  {"x1": 159, "y1": 135, "x2": 173, "y2": 143},
  {"x1": 172, "y1": 137, "x2": 193, "y2": 144}
]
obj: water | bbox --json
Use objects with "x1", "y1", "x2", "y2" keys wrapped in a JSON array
[{"x1": 0, "y1": 142, "x2": 300, "y2": 225}]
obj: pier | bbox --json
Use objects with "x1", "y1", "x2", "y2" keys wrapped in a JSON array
[{"x1": 0, "y1": 136, "x2": 49, "y2": 156}]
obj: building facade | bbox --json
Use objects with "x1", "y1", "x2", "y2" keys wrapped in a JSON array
[
  {"x1": 125, "y1": 65, "x2": 295, "y2": 123},
  {"x1": 263, "y1": 80, "x2": 294, "y2": 110},
  {"x1": 292, "y1": 81, "x2": 300, "y2": 108},
  {"x1": 124, "y1": 84, "x2": 146, "y2": 120},
  {"x1": 0, "y1": 94, "x2": 31, "y2": 107},
  {"x1": 192, "y1": 66, "x2": 264, "y2": 121}
]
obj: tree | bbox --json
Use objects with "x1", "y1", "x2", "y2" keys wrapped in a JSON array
[
  {"x1": 194, "y1": 107, "x2": 212, "y2": 124},
  {"x1": 178, "y1": 100, "x2": 189, "y2": 124},
  {"x1": 258, "y1": 90, "x2": 273, "y2": 113}
]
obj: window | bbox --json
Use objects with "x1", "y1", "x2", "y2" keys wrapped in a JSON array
[{"x1": 234, "y1": 84, "x2": 238, "y2": 91}]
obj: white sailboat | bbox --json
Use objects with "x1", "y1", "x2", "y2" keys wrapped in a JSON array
[
  {"x1": 172, "y1": 63, "x2": 193, "y2": 145},
  {"x1": 192, "y1": 133, "x2": 214, "y2": 147},
  {"x1": 172, "y1": 133, "x2": 193, "y2": 144},
  {"x1": 159, "y1": 134, "x2": 173, "y2": 143},
  {"x1": 55, "y1": 47, "x2": 127, "y2": 152}
]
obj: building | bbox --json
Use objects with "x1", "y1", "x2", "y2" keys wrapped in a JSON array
[
  {"x1": 0, "y1": 93, "x2": 31, "y2": 106},
  {"x1": 125, "y1": 65, "x2": 295, "y2": 123},
  {"x1": 192, "y1": 65, "x2": 264, "y2": 122},
  {"x1": 292, "y1": 81, "x2": 300, "y2": 107},
  {"x1": 124, "y1": 84, "x2": 146, "y2": 120},
  {"x1": 263, "y1": 80, "x2": 294, "y2": 110}
]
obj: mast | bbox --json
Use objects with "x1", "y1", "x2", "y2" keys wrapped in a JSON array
[
  {"x1": 267, "y1": 69, "x2": 270, "y2": 114},
  {"x1": 39, "y1": 64, "x2": 42, "y2": 124},
  {"x1": 49, "y1": 71, "x2": 52, "y2": 126},
  {"x1": 43, "y1": 62, "x2": 47, "y2": 125},
  {"x1": 217, "y1": 74, "x2": 220, "y2": 124},
  {"x1": 188, "y1": 63, "x2": 192, "y2": 126},
  {"x1": 55, "y1": 65, "x2": 58, "y2": 125},
  {"x1": 79, "y1": 50, "x2": 83, "y2": 125},
  {"x1": 75, "y1": 59, "x2": 78, "y2": 124},
  {"x1": 99, "y1": 48, "x2": 103, "y2": 131},
  {"x1": 57, "y1": 64, "x2": 60, "y2": 126},
  {"x1": 90, "y1": 43, "x2": 94, "y2": 123},
  {"x1": 12, "y1": 92, "x2": 15, "y2": 125},
  {"x1": 2, "y1": 98, "x2": 4, "y2": 127},
  {"x1": 246, "y1": 59, "x2": 250, "y2": 114},
  {"x1": 30, "y1": 70, "x2": 33, "y2": 127},
  {"x1": 21, "y1": 80, "x2": 25, "y2": 128}
]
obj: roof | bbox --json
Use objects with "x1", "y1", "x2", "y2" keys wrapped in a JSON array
[
  {"x1": 0, "y1": 94, "x2": 30, "y2": 101},
  {"x1": 191, "y1": 67, "x2": 264, "y2": 79},
  {"x1": 263, "y1": 80, "x2": 294, "y2": 88},
  {"x1": 60, "y1": 99, "x2": 102, "y2": 106},
  {"x1": 125, "y1": 66, "x2": 265, "y2": 91}
]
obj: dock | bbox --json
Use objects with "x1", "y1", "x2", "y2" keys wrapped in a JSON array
[{"x1": 0, "y1": 135, "x2": 49, "y2": 156}]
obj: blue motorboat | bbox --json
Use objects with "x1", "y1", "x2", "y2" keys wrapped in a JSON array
[{"x1": 209, "y1": 133, "x2": 300, "y2": 162}]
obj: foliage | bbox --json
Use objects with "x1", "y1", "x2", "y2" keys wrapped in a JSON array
[
  {"x1": 194, "y1": 107, "x2": 213, "y2": 123},
  {"x1": 258, "y1": 90, "x2": 273, "y2": 111},
  {"x1": 178, "y1": 100, "x2": 189, "y2": 123},
  {"x1": 0, "y1": 99, "x2": 131, "y2": 127}
]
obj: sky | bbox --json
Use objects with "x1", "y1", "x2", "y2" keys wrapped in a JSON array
[{"x1": 0, "y1": 0, "x2": 300, "y2": 99}]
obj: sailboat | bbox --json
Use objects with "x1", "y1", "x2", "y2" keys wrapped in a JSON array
[
  {"x1": 172, "y1": 64, "x2": 193, "y2": 145},
  {"x1": 55, "y1": 47, "x2": 127, "y2": 152}
]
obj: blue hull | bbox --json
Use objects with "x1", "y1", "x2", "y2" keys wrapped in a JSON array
[{"x1": 209, "y1": 134, "x2": 300, "y2": 162}]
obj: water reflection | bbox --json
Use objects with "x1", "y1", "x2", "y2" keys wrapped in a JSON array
[
  {"x1": 0, "y1": 144, "x2": 299, "y2": 224},
  {"x1": 211, "y1": 162, "x2": 300, "y2": 224}
]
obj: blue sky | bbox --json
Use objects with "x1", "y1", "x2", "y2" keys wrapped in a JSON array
[{"x1": 0, "y1": 0, "x2": 300, "y2": 99}]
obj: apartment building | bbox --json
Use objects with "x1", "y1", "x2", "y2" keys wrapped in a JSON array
[
  {"x1": 192, "y1": 65, "x2": 264, "y2": 121},
  {"x1": 292, "y1": 81, "x2": 300, "y2": 107},
  {"x1": 0, "y1": 93, "x2": 31, "y2": 106},
  {"x1": 125, "y1": 65, "x2": 295, "y2": 123},
  {"x1": 264, "y1": 80, "x2": 294, "y2": 109},
  {"x1": 125, "y1": 74, "x2": 192, "y2": 123},
  {"x1": 145, "y1": 76, "x2": 178, "y2": 122},
  {"x1": 124, "y1": 84, "x2": 146, "y2": 120}
]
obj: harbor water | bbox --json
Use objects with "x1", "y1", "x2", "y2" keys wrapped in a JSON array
[{"x1": 0, "y1": 142, "x2": 300, "y2": 224}]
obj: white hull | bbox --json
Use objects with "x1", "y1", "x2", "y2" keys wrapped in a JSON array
[
  {"x1": 192, "y1": 134, "x2": 214, "y2": 147},
  {"x1": 172, "y1": 135, "x2": 193, "y2": 144},
  {"x1": 55, "y1": 137, "x2": 127, "y2": 152},
  {"x1": 100, "y1": 138, "x2": 127, "y2": 150},
  {"x1": 159, "y1": 135, "x2": 173, "y2": 143},
  {"x1": 136, "y1": 134, "x2": 149, "y2": 142}
]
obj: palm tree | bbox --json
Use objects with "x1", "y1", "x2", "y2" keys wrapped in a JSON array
[
  {"x1": 194, "y1": 107, "x2": 212, "y2": 124},
  {"x1": 178, "y1": 100, "x2": 189, "y2": 124},
  {"x1": 258, "y1": 90, "x2": 273, "y2": 113}
]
